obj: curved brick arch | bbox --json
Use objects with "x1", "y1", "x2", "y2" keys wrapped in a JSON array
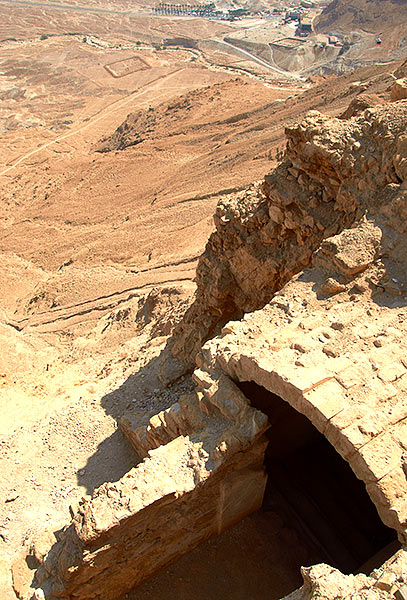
[{"x1": 215, "y1": 350, "x2": 407, "y2": 543}]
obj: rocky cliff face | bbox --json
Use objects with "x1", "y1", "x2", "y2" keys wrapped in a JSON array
[
  {"x1": 315, "y1": 0, "x2": 407, "y2": 34},
  {"x1": 163, "y1": 96, "x2": 407, "y2": 381}
]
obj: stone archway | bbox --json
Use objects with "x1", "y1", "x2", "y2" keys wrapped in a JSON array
[
  {"x1": 237, "y1": 380, "x2": 400, "y2": 575},
  {"x1": 221, "y1": 348, "x2": 407, "y2": 542}
]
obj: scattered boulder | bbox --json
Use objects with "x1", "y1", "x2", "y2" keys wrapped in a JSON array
[
  {"x1": 283, "y1": 563, "x2": 390, "y2": 599},
  {"x1": 391, "y1": 78, "x2": 407, "y2": 101},
  {"x1": 339, "y1": 93, "x2": 379, "y2": 119}
]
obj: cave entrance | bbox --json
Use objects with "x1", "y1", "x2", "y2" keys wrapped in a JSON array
[{"x1": 237, "y1": 380, "x2": 400, "y2": 576}]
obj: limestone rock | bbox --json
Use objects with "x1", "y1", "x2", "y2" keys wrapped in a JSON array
[
  {"x1": 165, "y1": 102, "x2": 407, "y2": 376},
  {"x1": 284, "y1": 553, "x2": 407, "y2": 599},
  {"x1": 299, "y1": 563, "x2": 389, "y2": 599},
  {"x1": 0, "y1": 555, "x2": 16, "y2": 600},
  {"x1": 313, "y1": 219, "x2": 381, "y2": 277},
  {"x1": 339, "y1": 94, "x2": 379, "y2": 119},
  {"x1": 391, "y1": 79, "x2": 407, "y2": 101},
  {"x1": 29, "y1": 529, "x2": 56, "y2": 568},
  {"x1": 319, "y1": 277, "x2": 346, "y2": 295}
]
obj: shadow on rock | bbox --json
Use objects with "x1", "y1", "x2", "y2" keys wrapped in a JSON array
[{"x1": 76, "y1": 428, "x2": 139, "y2": 496}]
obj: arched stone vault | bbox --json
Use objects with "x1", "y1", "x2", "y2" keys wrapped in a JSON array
[
  {"x1": 213, "y1": 357, "x2": 405, "y2": 536},
  {"x1": 193, "y1": 274, "x2": 407, "y2": 543},
  {"x1": 24, "y1": 252, "x2": 406, "y2": 598}
]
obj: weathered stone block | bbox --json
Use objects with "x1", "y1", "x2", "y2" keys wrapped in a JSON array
[
  {"x1": 324, "y1": 421, "x2": 358, "y2": 460},
  {"x1": 302, "y1": 378, "x2": 348, "y2": 432},
  {"x1": 350, "y1": 433, "x2": 404, "y2": 482},
  {"x1": 378, "y1": 362, "x2": 407, "y2": 384},
  {"x1": 336, "y1": 364, "x2": 368, "y2": 390},
  {"x1": 366, "y1": 377, "x2": 398, "y2": 404},
  {"x1": 329, "y1": 405, "x2": 367, "y2": 430},
  {"x1": 391, "y1": 417, "x2": 407, "y2": 451},
  {"x1": 366, "y1": 467, "x2": 407, "y2": 517},
  {"x1": 391, "y1": 78, "x2": 407, "y2": 101}
]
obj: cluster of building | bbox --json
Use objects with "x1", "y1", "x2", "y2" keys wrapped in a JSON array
[
  {"x1": 152, "y1": 0, "x2": 325, "y2": 27},
  {"x1": 153, "y1": 3, "x2": 252, "y2": 20},
  {"x1": 281, "y1": 0, "x2": 324, "y2": 35}
]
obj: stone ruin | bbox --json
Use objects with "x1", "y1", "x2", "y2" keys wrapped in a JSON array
[{"x1": 13, "y1": 89, "x2": 407, "y2": 600}]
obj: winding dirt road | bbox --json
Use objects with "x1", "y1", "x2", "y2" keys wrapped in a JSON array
[{"x1": 217, "y1": 39, "x2": 302, "y2": 80}]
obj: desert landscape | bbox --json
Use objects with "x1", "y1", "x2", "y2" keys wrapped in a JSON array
[{"x1": 1, "y1": 0, "x2": 407, "y2": 598}]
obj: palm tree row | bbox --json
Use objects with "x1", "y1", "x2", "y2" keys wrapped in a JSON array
[{"x1": 153, "y1": 2, "x2": 216, "y2": 15}]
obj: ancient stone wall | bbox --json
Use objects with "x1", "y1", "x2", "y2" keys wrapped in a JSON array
[
  {"x1": 163, "y1": 100, "x2": 407, "y2": 381},
  {"x1": 190, "y1": 192, "x2": 407, "y2": 540},
  {"x1": 14, "y1": 377, "x2": 268, "y2": 600}
]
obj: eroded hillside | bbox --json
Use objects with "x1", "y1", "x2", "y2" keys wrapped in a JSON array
[{"x1": 316, "y1": 0, "x2": 407, "y2": 34}]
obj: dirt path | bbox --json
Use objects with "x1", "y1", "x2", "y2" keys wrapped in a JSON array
[
  {"x1": 0, "y1": 68, "x2": 185, "y2": 176},
  {"x1": 217, "y1": 39, "x2": 302, "y2": 80}
]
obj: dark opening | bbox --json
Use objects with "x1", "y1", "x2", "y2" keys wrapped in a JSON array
[{"x1": 237, "y1": 381, "x2": 400, "y2": 575}]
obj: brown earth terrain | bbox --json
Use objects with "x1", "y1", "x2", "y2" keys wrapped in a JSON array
[
  {"x1": 2, "y1": 0, "x2": 407, "y2": 598},
  {"x1": 316, "y1": 0, "x2": 407, "y2": 34},
  {"x1": 0, "y1": 8, "x2": 307, "y2": 598}
]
